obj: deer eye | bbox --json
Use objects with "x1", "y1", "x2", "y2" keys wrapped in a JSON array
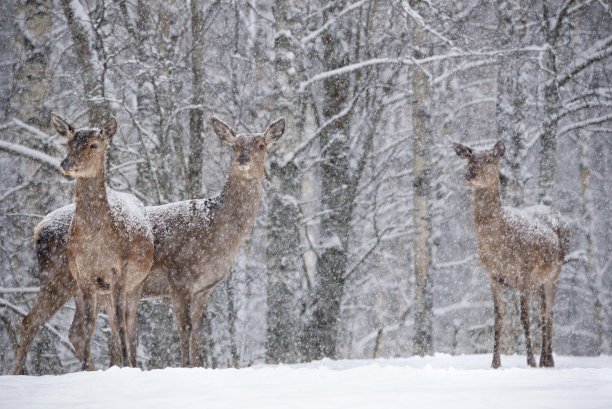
[
  {"x1": 90, "y1": 143, "x2": 98, "y2": 149},
  {"x1": 259, "y1": 144, "x2": 265, "y2": 150}
]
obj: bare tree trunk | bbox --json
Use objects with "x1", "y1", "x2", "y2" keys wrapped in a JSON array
[
  {"x1": 302, "y1": 1, "x2": 353, "y2": 361},
  {"x1": 538, "y1": 0, "x2": 575, "y2": 203},
  {"x1": 411, "y1": 1, "x2": 433, "y2": 357},
  {"x1": 187, "y1": 0, "x2": 205, "y2": 198},
  {"x1": 12, "y1": 0, "x2": 53, "y2": 127},
  {"x1": 496, "y1": 0, "x2": 527, "y2": 207},
  {"x1": 0, "y1": 0, "x2": 13, "y2": 123},
  {"x1": 265, "y1": 0, "x2": 306, "y2": 365},
  {"x1": 59, "y1": 0, "x2": 108, "y2": 124}
]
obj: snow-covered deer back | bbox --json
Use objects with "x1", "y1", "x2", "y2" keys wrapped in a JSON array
[
  {"x1": 454, "y1": 141, "x2": 569, "y2": 368},
  {"x1": 53, "y1": 113, "x2": 154, "y2": 370}
]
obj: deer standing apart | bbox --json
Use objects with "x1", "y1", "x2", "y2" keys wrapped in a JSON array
[
  {"x1": 52, "y1": 114, "x2": 154, "y2": 370},
  {"x1": 454, "y1": 141, "x2": 569, "y2": 368},
  {"x1": 12, "y1": 115, "x2": 284, "y2": 373}
]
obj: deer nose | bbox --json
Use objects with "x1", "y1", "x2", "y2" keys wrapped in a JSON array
[
  {"x1": 237, "y1": 152, "x2": 249, "y2": 165},
  {"x1": 61, "y1": 157, "x2": 74, "y2": 171}
]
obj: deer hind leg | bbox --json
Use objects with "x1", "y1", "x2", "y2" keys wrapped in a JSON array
[
  {"x1": 489, "y1": 279, "x2": 504, "y2": 369},
  {"x1": 170, "y1": 287, "x2": 192, "y2": 367},
  {"x1": 188, "y1": 290, "x2": 212, "y2": 368},
  {"x1": 80, "y1": 286, "x2": 99, "y2": 371},
  {"x1": 70, "y1": 293, "x2": 101, "y2": 370},
  {"x1": 539, "y1": 281, "x2": 557, "y2": 367},
  {"x1": 12, "y1": 285, "x2": 74, "y2": 375},
  {"x1": 519, "y1": 293, "x2": 536, "y2": 367},
  {"x1": 125, "y1": 284, "x2": 143, "y2": 367}
]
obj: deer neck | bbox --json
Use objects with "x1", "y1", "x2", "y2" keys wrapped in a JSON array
[
  {"x1": 74, "y1": 167, "x2": 111, "y2": 227},
  {"x1": 473, "y1": 180, "x2": 502, "y2": 228},
  {"x1": 212, "y1": 165, "x2": 264, "y2": 244}
]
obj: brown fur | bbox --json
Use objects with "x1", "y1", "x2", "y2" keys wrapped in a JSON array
[
  {"x1": 154, "y1": 116, "x2": 285, "y2": 366},
  {"x1": 53, "y1": 114, "x2": 154, "y2": 370},
  {"x1": 12, "y1": 116, "x2": 284, "y2": 373},
  {"x1": 454, "y1": 141, "x2": 570, "y2": 368}
]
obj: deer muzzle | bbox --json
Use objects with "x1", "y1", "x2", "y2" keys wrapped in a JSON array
[{"x1": 61, "y1": 157, "x2": 75, "y2": 173}]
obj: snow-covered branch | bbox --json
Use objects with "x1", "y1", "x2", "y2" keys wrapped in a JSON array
[
  {"x1": 300, "y1": 0, "x2": 367, "y2": 46},
  {"x1": 0, "y1": 139, "x2": 62, "y2": 172},
  {"x1": 555, "y1": 34, "x2": 612, "y2": 88}
]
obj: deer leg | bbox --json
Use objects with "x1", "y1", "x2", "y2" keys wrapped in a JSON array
[
  {"x1": 102, "y1": 297, "x2": 122, "y2": 367},
  {"x1": 125, "y1": 284, "x2": 143, "y2": 367},
  {"x1": 538, "y1": 285, "x2": 548, "y2": 367},
  {"x1": 111, "y1": 276, "x2": 129, "y2": 367},
  {"x1": 489, "y1": 279, "x2": 503, "y2": 369},
  {"x1": 519, "y1": 293, "x2": 536, "y2": 367},
  {"x1": 170, "y1": 287, "x2": 192, "y2": 367},
  {"x1": 70, "y1": 294, "x2": 101, "y2": 370},
  {"x1": 12, "y1": 285, "x2": 74, "y2": 375},
  {"x1": 540, "y1": 281, "x2": 557, "y2": 367},
  {"x1": 188, "y1": 290, "x2": 211, "y2": 368},
  {"x1": 80, "y1": 286, "x2": 98, "y2": 371}
]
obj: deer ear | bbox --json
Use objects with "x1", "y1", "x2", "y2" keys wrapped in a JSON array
[
  {"x1": 211, "y1": 116, "x2": 236, "y2": 144},
  {"x1": 492, "y1": 141, "x2": 505, "y2": 158},
  {"x1": 51, "y1": 113, "x2": 75, "y2": 138},
  {"x1": 264, "y1": 118, "x2": 285, "y2": 145},
  {"x1": 101, "y1": 118, "x2": 117, "y2": 140},
  {"x1": 453, "y1": 143, "x2": 472, "y2": 158}
]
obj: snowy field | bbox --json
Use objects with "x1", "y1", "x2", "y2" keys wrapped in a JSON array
[{"x1": 1, "y1": 354, "x2": 611, "y2": 409}]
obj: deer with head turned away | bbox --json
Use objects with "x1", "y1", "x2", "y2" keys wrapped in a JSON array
[
  {"x1": 51, "y1": 113, "x2": 154, "y2": 370},
  {"x1": 12, "y1": 115, "x2": 285, "y2": 372},
  {"x1": 454, "y1": 141, "x2": 569, "y2": 368}
]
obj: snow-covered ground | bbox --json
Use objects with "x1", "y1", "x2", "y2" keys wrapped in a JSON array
[{"x1": 2, "y1": 354, "x2": 611, "y2": 409}]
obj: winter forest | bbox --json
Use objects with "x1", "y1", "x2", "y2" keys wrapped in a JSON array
[{"x1": 0, "y1": 0, "x2": 610, "y2": 376}]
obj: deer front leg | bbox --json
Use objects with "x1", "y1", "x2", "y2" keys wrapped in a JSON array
[
  {"x1": 110, "y1": 275, "x2": 129, "y2": 367},
  {"x1": 12, "y1": 284, "x2": 74, "y2": 375},
  {"x1": 80, "y1": 286, "x2": 98, "y2": 371},
  {"x1": 102, "y1": 296, "x2": 122, "y2": 367},
  {"x1": 539, "y1": 281, "x2": 557, "y2": 367},
  {"x1": 170, "y1": 287, "x2": 192, "y2": 367},
  {"x1": 125, "y1": 284, "x2": 144, "y2": 367},
  {"x1": 70, "y1": 293, "x2": 101, "y2": 370},
  {"x1": 188, "y1": 290, "x2": 211, "y2": 367},
  {"x1": 489, "y1": 279, "x2": 503, "y2": 369},
  {"x1": 519, "y1": 293, "x2": 536, "y2": 367}
]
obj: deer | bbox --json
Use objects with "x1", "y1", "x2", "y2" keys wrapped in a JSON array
[
  {"x1": 51, "y1": 113, "x2": 154, "y2": 370},
  {"x1": 454, "y1": 140, "x2": 570, "y2": 368},
  {"x1": 12, "y1": 115, "x2": 285, "y2": 373},
  {"x1": 150, "y1": 116, "x2": 285, "y2": 366},
  {"x1": 12, "y1": 203, "x2": 166, "y2": 374}
]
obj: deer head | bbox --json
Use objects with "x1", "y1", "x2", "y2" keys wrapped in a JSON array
[
  {"x1": 453, "y1": 141, "x2": 505, "y2": 188},
  {"x1": 211, "y1": 116, "x2": 285, "y2": 180},
  {"x1": 52, "y1": 114, "x2": 117, "y2": 178}
]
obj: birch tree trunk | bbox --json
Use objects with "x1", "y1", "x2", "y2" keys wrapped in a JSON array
[
  {"x1": 187, "y1": 0, "x2": 205, "y2": 198},
  {"x1": 301, "y1": 1, "x2": 353, "y2": 361},
  {"x1": 59, "y1": 0, "x2": 109, "y2": 124},
  {"x1": 265, "y1": 0, "x2": 306, "y2": 365},
  {"x1": 411, "y1": 5, "x2": 433, "y2": 356},
  {"x1": 496, "y1": 0, "x2": 526, "y2": 207}
]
